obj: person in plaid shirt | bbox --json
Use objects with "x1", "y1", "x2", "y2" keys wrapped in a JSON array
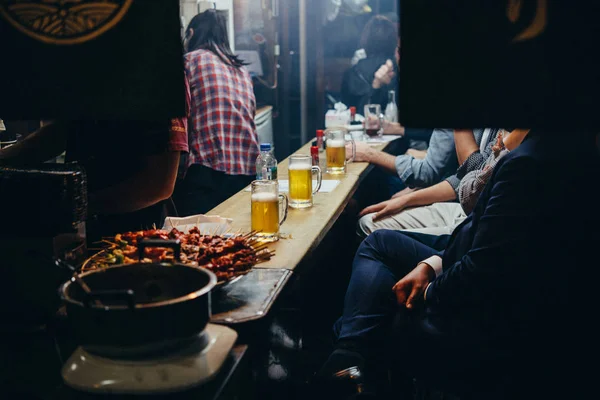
[{"x1": 173, "y1": 9, "x2": 260, "y2": 217}]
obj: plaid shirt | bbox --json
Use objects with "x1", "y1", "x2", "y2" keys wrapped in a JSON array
[{"x1": 184, "y1": 49, "x2": 259, "y2": 176}]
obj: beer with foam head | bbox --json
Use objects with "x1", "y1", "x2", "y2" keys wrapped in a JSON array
[
  {"x1": 250, "y1": 180, "x2": 288, "y2": 241},
  {"x1": 288, "y1": 154, "x2": 322, "y2": 208},
  {"x1": 251, "y1": 192, "x2": 280, "y2": 237},
  {"x1": 326, "y1": 139, "x2": 346, "y2": 174}
]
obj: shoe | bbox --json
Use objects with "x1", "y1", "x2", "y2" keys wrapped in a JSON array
[{"x1": 309, "y1": 365, "x2": 365, "y2": 400}]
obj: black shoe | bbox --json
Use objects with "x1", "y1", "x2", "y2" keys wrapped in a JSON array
[
  {"x1": 309, "y1": 348, "x2": 369, "y2": 399},
  {"x1": 309, "y1": 365, "x2": 365, "y2": 400}
]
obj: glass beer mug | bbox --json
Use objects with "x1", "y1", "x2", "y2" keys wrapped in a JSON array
[
  {"x1": 288, "y1": 154, "x2": 323, "y2": 209},
  {"x1": 325, "y1": 128, "x2": 356, "y2": 174},
  {"x1": 251, "y1": 180, "x2": 289, "y2": 241}
]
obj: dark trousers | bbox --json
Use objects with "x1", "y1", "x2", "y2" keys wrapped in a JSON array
[
  {"x1": 333, "y1": 230, "x2": 516, "y2": 395},
  {"x1": 173, "y1": 165, "x2": 254, "y2": 217},
  {"x1": 333, "y1": 230, "x2": 437, "y2": 345},
  {"x1": 400, "y1": 231, "x2": 451, "y2": 251}
]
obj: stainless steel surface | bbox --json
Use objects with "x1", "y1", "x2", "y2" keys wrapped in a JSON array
[{"x1": 211, "y1": 267, "x2": 293, "y2": 324}]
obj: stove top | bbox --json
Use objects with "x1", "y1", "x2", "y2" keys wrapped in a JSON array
[
  {"x1": 1, "y1": 320, "x2": 237, "y2": 398},
  {"x1": 61, "y1": 324, "x2": 237, "y2": 395}
]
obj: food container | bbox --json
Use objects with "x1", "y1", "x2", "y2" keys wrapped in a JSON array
[{"x1": 59, "y1": 240, "x2": 217, "y2": 350}]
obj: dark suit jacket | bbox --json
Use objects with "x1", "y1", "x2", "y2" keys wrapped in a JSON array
[{"x1": 425, "y1": 131, "x2": 600, "y2": 349}]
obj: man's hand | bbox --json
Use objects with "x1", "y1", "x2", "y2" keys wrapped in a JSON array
[
  {"x1": 373, "y1": 59, "x2": 395, "y2": 89},
  {"x1": 382, "y1": 121, "x2": 405, "y2": 135},
  {"x1": 358, "y1": 195, "x2": 411, "y2": 221},
  {"x1": 347, "y1": 141, "x2": 373, "y2": 162},
  {"x1": 393, "y1": 262, "x2": 435, "y2": 309},
  {"x1": 391, "y1": 187, "x2": 416, "y2": 199},
  {"x1": 406, "y1": 148, "x2": 427, "y2": 159}
]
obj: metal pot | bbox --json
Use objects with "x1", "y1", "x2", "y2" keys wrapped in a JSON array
[{"x1": 59, "y1": 240, "x2": 217, "y2": 350}]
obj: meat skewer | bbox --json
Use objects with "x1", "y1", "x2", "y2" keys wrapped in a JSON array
[{"x1": 82, "y1": 228, "x2": 274, "y2": 283}]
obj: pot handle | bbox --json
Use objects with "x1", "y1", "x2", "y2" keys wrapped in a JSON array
[
  {"x1": 137, "y1": 239, "x2": 181, "y2": 262},
  {"x1": 84, "y1": 289, "x2": 136, "y2": 310}
]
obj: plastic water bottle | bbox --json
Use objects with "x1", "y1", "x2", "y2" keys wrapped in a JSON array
[
  {"x1": 385, "y1": 90, "x2": 398, "y2": 123},
  {"x1": 256, "y1": 143, "x2": 278, "y2": 180}
]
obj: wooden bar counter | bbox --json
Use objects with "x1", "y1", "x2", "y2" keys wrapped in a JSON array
[{"x1": 208, "y1": 137, "x2": 394, "y2": 271}]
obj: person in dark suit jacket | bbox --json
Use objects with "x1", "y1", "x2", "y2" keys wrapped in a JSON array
[{"x1": 314, "y1": 130, "x2": 600, "y2": 398}]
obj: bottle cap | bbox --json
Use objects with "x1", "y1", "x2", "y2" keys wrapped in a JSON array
[
  {"x1": 260, "y1": 143, "x2": 271, "y2": 151},
  {"x1": 316, "y1": 130, "x2": 324, "y2": 137},
  {"x1": 350, "y1": 106, "x2": 356, "y2": 115}
]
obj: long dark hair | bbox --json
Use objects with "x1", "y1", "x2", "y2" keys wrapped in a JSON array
[
  {"x1": 359, "y1": 15, "x2": 398, "y2": 59},
  {"x1": 185, "y1": 9, "x2": 246, "y2": 68}
]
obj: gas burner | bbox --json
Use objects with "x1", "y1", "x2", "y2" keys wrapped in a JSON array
[{"x1": 61, "y1": 323, "x2": 237, "y2": 394}]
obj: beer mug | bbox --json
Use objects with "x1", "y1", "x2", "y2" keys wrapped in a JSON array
[
  {"x1": 325, "y1": 128, "x2": 356, "y2": 174},
  {"x1": 251, "y1": 180, "x2": 289, "y2": 241},
  {"x1": 288, "y1": 154, "x2": 323, "y2": 209}
]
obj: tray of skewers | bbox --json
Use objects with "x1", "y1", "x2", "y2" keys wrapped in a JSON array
[{"x1": 82, "y1": 227, "x2": 275, "y2": 286}]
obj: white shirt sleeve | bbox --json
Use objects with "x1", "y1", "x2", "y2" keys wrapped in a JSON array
[{"x1": 421, "y1": 255, "x2": 443, "y2": 277}]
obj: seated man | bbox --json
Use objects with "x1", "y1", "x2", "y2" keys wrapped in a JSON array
[
  {"x1": 356, "y1": 128, "x2": 505, "y2": 237},
  {"x1": 315, "y1": 130, "x2": 600, "y2": 398}
]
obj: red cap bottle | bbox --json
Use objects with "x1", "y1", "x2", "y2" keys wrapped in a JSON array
[
  {"x1": 316, "y1": 129, "x2": 324, "y2": 150},
  {"x1": 311, "y1": 140, "x2": 319, "y2": 166}
]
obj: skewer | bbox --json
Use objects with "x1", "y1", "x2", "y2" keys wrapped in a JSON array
[
  {"x1": 242, "y1": 230, "x2": 260, "y2": 239},
  {"x1": 252, "y1": 243, "x2": 271, "y2": 251},
  {"x1": 259, "y1": 250, "x2": 275, "y2": 257}
]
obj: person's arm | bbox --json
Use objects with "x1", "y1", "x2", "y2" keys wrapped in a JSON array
[
  {"x1": 359, "y1": 180, "x2": 456, "y2": 221},
  {"x1": 454, "y1": 129, "x2": 502, "y2": 181},
  {"x1": 357, "y1": 60, "x2": 395, "y2": 113},
  {"x1": 457, "y1": 149, "x2": 509, "y2": 215},
  {"x1": 425, "y1": 155, "x2": 541, "y2": 310},
  {"x1": 0, "y1": 120, "x2": 67, "y2": 166},
  {"x1": 406, "y1": 148, "x2": 427, "y2": 159},
  {"x1": 349, "y1": 142, "x2": 397, "y2": 174},
  {"x1": 391, "y1": 186, "x2": 418, "y2": 198},
  {"x1": 382, "y1": 121, "x2": 405, "y2": 135},
  {"x1": 395, "y1": 129, "x2": 457, "y2": 188},
  {"x1": 89, "y1": 150, "x2": 180, "y2": 215},
  {"x1": 457, "y1": 168, "x2": 491, "y2": 215},
  {"x1": 453, "y1": 129, "x2": 480, "y2": 165}
]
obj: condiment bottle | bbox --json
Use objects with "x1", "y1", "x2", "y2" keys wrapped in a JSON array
[
  {"x1": 316, "y1": 129, "x2": 325, "y2": 151},
  {"x1": 311, "y1": 140, "x2": 319, "y2": 167}
]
